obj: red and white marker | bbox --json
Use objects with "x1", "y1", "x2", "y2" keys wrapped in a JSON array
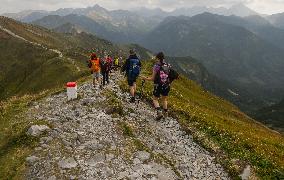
[{"x1": 66, "y1": 82, "x2": 77, "y2": 100}]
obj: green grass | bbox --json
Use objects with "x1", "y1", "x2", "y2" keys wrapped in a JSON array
[
  {"x1": 103, "y1": 90, "x2": 125, "y2": 116},
  {"x1": 120, "y1": 60, "x2": 284, "y2": 179},
  {"x1": 0, "y1": 95, "x2": 41, "y2": 179},
  {"x1": 118, "y1": 121, "x2": 135, "y2": 137}
]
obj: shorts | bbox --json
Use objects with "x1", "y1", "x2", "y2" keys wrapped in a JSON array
[
  {"x1": 92, "y1": 71, "x2": 100, "y2": 79},
  {"x1": 127, "y1": 77, "x2": 137, "y2": 86},
  {"x1": 153, "y1": 84, "x2": 170, "y2": 98}
]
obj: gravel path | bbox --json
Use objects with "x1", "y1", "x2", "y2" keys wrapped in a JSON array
[{"x1": 25, "y1": 73, "x2": 229, "y2": 180}]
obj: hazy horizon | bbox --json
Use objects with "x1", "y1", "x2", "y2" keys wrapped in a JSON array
[{"x1": 1, "y1": 0, "x2": 284, "y2": 15}]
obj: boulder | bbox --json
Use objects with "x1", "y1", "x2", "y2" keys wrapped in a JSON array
[
  {"x1": 27, "y1": 125, "x2": 50, "y2": 137},
  {"x1": 134, "y1": 151, "x2": 151, "y2": 162},
  {"x1": 26, "y1": 156, "x2": 39, "y2": 165},
  {"x1": 58, "y1": 158, "x2": 78, "y2": 169}
]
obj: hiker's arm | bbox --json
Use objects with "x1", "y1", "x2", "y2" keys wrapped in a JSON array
[{"x1": 142, "y1": 70, "x2": 156, "y2": 81}]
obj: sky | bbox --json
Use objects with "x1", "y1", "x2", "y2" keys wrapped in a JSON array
[{"x1": 1, "y1": 0, "x2": 284, "y2": 15}]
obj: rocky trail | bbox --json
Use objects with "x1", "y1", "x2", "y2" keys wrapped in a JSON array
[{"x1": 25, "y1": 72, "x2": 229, "y2": 180}]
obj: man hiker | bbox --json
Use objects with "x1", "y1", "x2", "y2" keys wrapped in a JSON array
[
  {"x1": 122, "y1": 50, "x2": 141, "y2": 103},
  {"x1": 88, "y1": 53, "x2": 101, "y2": 88},
  {"x1": 142, "y1": 52, "x2": 179, "y2": 120},
  {"x1": 101, "y1": 54, "x2": 112, "y2": 86}
]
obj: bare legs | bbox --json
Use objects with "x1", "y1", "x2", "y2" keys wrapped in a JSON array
[
  {"x1": 153, "y1": 96, "x2": 168, "y2": 110},
  {"x1": 93, "y1": 77, "x2": 101, "y2": 87},
  {"x1": 130, "y1": 83, "x2": 136, "y2": 97}
]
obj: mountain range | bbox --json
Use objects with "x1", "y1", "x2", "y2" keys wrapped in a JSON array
[
  {"x1": 267, "y1": 13, "x2": 284, "y2": 29},
  {"x1": 254, "y1": 99, "x2": 284, "y2": 134},
  {"x1": 0, "y1": 16, "x2": 151, "y2": 100},
  {"x1": 140, "y1": 13, "x2": 284, "y2": 104},
  {"x1": 2, "y1": 5, "x2": 161, "y2": 43},
  {"x1": 2, "y1": 3, "x2": 260, "y2": 22},
  {"x1": 2, "y1": 4, "x2": 284, "y2": 132},
  {"x1": 166, "y1": 56, "x2": 265, "y2": 113}
]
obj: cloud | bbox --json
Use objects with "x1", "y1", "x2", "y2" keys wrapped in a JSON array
[{"x1": 1, "y1": 0, "x2": 284, "y2": 14}]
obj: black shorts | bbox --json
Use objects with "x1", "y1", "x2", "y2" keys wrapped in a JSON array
[
  {"x1": 128, "y1": 77, "x2": 137, "y2": 86},
  {"x1": 153, "y1": 84, "x2": 170, "y2": 97}
]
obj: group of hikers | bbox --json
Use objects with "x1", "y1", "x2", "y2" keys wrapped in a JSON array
[
  {"x1": 88, "y1": 50, "x2": 179, "y2": 120},
  {"x1": 88, "y1": 53, "x2": 121, "y2": 88}
]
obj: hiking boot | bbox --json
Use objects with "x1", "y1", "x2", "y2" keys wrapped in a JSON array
[
  {"x1": 156, "y1": 109, "x2": 164, "y2": 121},
  {"x1": 130, "y1": 96, "x2": 135, "y2": 103}
]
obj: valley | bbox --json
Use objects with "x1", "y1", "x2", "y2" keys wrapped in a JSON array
[{"x1": 1, "y1": 3, "x2": 284, "y2": 179}]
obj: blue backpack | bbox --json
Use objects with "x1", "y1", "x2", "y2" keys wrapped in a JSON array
[{"x1": 128, "y1": 58, "x2": 140, "y2": 79}]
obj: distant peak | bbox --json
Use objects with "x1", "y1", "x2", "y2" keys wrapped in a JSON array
[
  {"x1": 231, "y1": 3, "x2": 248, "y2": 8},
  {"x1": 91, "y1": 4, "x2": 107, "y2": 10},
  {"x1": 93, "y1": 4, "x2": 102, "y2": 8}
]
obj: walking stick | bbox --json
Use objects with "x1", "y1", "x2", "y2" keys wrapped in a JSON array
[{"x1": 138, "y1": 80, "x2": 146, "y2": 103}]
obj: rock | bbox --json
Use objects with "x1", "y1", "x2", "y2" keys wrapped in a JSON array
[
  {"x1": 27, "y1": 125, "x2": 50, "y2": 137},
  {"x1": 134, "y1": 151, "x2": 151, "y2": 162},
  {"x1": 240, "y1": 165, "x2": 251, "y2": 180},
  {"x1": 87, "y1": 153, "x2": 105, "y2": 166},
  {"x1": 41, "y1": 144, "x2": 49, "y2": 149},
  {"x1": 87, "y1": 143, "x2": 104, "y2": 151},
  {"x1": 106, "y1": 154, "x2": 115, "y2": 161},
  {"x1": 118, "y1": 171, "x2": 129, "y2": 179},
  {"x1": 58, "y1": 158, "x2": 78, "y2": 169},
  {"x1": 47, "y1": 175, "x2": 56, "y2": 180},
  {"x1": 62, "y1": 139, "x2": 72, "y2": 147},
  {"x1": 40, "y1": 136, "x2": 53, "y2": 144},
  {"x1": 77, "y1": 134, "x2": 84, "y2": 143},
  {"x1": 133, "y1": 158, "x2": 141, "y2": 165},
  {"x1": 26, "y1": 156, "x2": 39, "y2": 165},
  {"x1": 129, "y1": 172, "x2": 141, "y2": 180},
  {"x1": 35, "y1": 147, "x2": 42, "y2": 151}
]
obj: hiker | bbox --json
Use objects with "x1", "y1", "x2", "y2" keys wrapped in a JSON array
[
  {"x1": 88, "y1": 53, "x2": 101, "y2": 88},
  {"x1": 142, "y1": 52, "x2": 179, "y2": 120},
  {"x1": 107, "y1": 55, "x2": 114, "y2": 74},
  {"x1": 122, "y1": 50, "x2": 142, "y2": 103},
  {"x1": 114, "y1": 56, "x2": 120, "y2": 71},
  {"x1": 100, "y1": 54, "x2": 112, "y2": 86}
]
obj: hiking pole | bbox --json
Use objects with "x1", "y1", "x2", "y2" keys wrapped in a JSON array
[{"x1": 138, "y1": 80, "x2": 146, "y2": 103}]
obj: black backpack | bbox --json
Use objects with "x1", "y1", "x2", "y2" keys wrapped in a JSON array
[{"x1": 168, "y1": 67, "x2": 179, "y2": 83}]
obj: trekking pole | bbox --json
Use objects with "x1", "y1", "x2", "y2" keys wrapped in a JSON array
[{"x1": 139, "y1": 80, "x2": 146, "y2": 103}]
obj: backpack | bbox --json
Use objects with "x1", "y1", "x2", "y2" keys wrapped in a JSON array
[
  {"x1": 90, "y1": 58, "x2": 100, "y2": 72},
  {"x1": 101, "y1": 58, "x2": 112, "y2": 72},
  {"x1": 106, "y1": 57, "x2": 113, "y2": 71},
  {"x1": 168, "y1": 67, "x2": 179, "y2": 83},
  {"x1": 128, "y1": 58, "x2": 141, "y2": 79},
  {"x1": 114, "y1": 58, "x2": 119, "y2": 66},
  {"x1": 156, "y1": 63, "x2": 179, "y2": 85}
]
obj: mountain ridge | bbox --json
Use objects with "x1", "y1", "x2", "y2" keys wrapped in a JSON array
[
  {"x1": 140, "y1": 13, "x2": 284, "y2": 105},
  {"x1": 0, "y1": 16, "x2": 145, "y2": 100}
]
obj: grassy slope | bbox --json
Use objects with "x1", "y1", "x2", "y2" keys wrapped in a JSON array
[
  {"x1": 0, "y1": 35, "x2": 86, "y2": 99},
  {"x1": 0, "y1": 16, "x2": 140, "y2": 100},
  {"x1": 0, "y1": 94, "x2": 52, "y2": 179},
  {"x1": 121, "y1": 60, "x2": 284, "y2": 179}
]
